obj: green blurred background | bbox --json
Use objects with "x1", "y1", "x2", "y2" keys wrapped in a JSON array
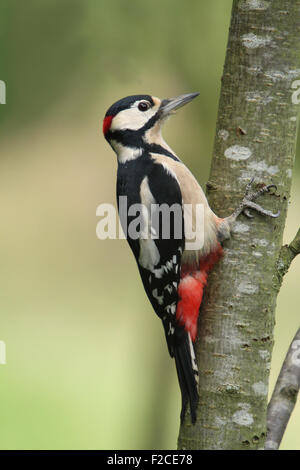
[{"x1": 0, "y1": 0, "x2": 299, "y2": 450}]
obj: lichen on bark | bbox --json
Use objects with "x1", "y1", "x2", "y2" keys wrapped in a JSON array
[{"x1": 178, "y1": 0, "x2": 300, "y2": 450}]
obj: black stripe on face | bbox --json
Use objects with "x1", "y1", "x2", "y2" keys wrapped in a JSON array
[
  {"x1": 105, "y1": 109, "x2": 161, "y2": 145},
  {"x1": 108, "y1": 126, "x2": 179, "y2": 162},
  {"x1": 104, "y1": 95, "x2": 154, "y2": 117}
]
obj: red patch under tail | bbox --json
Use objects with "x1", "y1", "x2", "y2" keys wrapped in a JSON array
[{"x1": 176, "y1": 244, "x2": 223, "y2": 342}]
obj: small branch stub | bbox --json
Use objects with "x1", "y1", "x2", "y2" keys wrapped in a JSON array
[{"x1": 276, "y1": 228, "x2": 300, "y2": 284}]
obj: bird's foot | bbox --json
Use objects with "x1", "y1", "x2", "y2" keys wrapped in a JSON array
[
  {"x1": 218, "y1": 179, "x2": 280, "y2": 240},
  {"x1": 226, "y1": 178, "x2": 280, "y2": 228}
]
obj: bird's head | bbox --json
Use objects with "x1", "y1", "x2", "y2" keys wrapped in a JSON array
[{"x1": 102, "y1": 93, "x2": 199, "y2": 161}]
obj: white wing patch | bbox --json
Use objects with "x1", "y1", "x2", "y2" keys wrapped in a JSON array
[
  {"x1": 151, "y1": 155, "x2": 180, "y2": 183},
  {"x1": 168, "y1": 323, "x2": 175, "y2": 336},
  {"x1": 152, "y1": 288, "x2": 164, "y2": 305},
  {"x1": 152, "y1": 247, "x2": 181, "y2": 278},
  {"x1": 139, "y1": 238, "x2": 160, "y2": 270},
  {"x1": 164, "y1": 284, "x2": 173, "y2": 294},
  {"x1": 166, "y1": 302, "x2": 177, "y2": 315},
  {"x1": 138, "y1": 176, "x2": 161, "y2": 270}
]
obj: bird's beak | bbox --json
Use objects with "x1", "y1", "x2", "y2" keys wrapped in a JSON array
[{"x1": 159, "y1": 92, "x2": 199, "y2": 117}]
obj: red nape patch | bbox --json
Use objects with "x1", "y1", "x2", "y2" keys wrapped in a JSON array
[
  {"x1": 102, "y1": 115, "x2": 114, "y2": 135},
  {"x1": 176, "y1": 244, "x2": 224, "y2": 342}
]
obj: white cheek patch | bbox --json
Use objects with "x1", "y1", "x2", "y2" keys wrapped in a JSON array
[{"x1": 110, "y1": 101, "x2": 158, "y2": 131}]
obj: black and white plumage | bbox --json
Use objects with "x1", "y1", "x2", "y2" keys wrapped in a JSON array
[
  {"x1": 102, "y1": 93, "x2": 279, "y2": 424},
  {"x1": 103, "y1": 93, "x2": 209, "y2": 423}
]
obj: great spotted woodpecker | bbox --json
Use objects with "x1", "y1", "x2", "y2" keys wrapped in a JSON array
[{"x1": 102, "y1": 93, "x2": 279, "y2": 423}]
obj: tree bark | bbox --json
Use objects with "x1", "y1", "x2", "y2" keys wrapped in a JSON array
[{"x1": 178, "y1": 0, "x2": 300, "y2": 450}]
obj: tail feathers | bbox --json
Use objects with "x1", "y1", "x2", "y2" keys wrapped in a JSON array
[{"x1": 174, "y1": 331, "x2": 199, "y2": 424}]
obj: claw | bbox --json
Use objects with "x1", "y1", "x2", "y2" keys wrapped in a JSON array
[
  {"x1": 271, "y1": 211, "x2": 280, "y2": 218},
  {"x1": 224, "y1": 179, "x2": 280, "y2": 229},
  {"x1": 243, "y1": 208, "x2": 254, "y2": 218},
  {"x1": 266, "y1": 184, "x2": 278, "y2": 195}
]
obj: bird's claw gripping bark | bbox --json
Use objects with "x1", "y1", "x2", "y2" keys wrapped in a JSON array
[
  {"x1": 225, "y1": 179, "x2": 280, "y2": 229},
  {"x1": 240, "y1": 180, "x2": 280, "y2": 219}
]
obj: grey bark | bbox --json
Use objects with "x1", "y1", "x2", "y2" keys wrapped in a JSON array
[
  {"x1": 265, "y1": 328, "x2": 300, "y2": 450},
  {"x1": 178, "y1": 0, "x2": 300, "y2": 450}
]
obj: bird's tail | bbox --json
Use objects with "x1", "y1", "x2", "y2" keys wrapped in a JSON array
[{"x1": 174, "y1": 329, "x2": 199, "y2": 424}]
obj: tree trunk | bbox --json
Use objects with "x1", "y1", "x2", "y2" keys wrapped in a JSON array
[{"x1": 178, "y1": 0, "x2": 300, "y2": 450}]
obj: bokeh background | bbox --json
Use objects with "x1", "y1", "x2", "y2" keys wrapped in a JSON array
[{"x1": 0, "y1": 0, "x2": 299, "y2": 450}]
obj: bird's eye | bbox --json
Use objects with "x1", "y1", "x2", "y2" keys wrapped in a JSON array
[{"x1": 138, "y1": 101, "x2": 150, "y2": 112}]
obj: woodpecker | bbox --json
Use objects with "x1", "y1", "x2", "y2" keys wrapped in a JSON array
[{"x1": 102, "y1": 93, "x2": 279, "y2": 424}]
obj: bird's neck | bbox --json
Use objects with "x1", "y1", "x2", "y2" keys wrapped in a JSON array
[
  {"x1": 110, "y1": 139, "x2": 143, "y2": 163},
  {"x1": 143, "y1": 124, "x2": 178, "y2": 159},
  {"x1": 110, "y1": 123, "x2": 178, "y2": 163}
]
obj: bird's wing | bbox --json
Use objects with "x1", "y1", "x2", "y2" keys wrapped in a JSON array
[
  {"x1": 117, "y1": 158, "x2": 199, "y2": 422},
  {"x1": 132, "y1": 161, "x2": 185, "y2": 356}
]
